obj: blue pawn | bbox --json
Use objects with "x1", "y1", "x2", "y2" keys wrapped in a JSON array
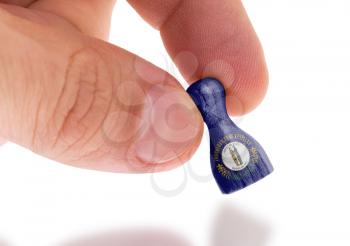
[{"x1": 187, "y1": 78, "x2": 273, "y2": 194}]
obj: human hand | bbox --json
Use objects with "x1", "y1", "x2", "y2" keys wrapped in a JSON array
[{"x1": 0, "y1": 0, "x2": 268, "y2": 173}]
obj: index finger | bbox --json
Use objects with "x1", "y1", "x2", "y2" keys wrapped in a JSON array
[{"x1": 128, "y1": 0, "x2": 268, "y2": 115}]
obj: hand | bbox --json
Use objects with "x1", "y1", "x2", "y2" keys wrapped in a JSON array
[{"x1": 0, "y1": 0, "x2": 268, "y2": 173}]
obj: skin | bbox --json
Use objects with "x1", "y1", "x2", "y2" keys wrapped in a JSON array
[{"x1": 0, "y1": 0, "x2": 268, "y2": 173}]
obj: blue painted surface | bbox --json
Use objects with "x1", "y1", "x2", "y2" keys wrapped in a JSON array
[{"x1": 187, "y1": 78, "x2": 273, "y2": 194}]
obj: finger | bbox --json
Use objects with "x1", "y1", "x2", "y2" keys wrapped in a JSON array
[
  {"x1": 128, "y1": 0, "x2": 268, "y2": 115},
  {"x1": 0, "y1": 6, "x2": 203, "y2": 173},
  {"x1": 29, "y1": 0, "x2": 116, "y2": 40},
  {"x1": 0, "y1": 0, "x2": 116, "y2": 40},
  {"x1": 0, "y1": 0, "x2": 35, "y2": 6}
]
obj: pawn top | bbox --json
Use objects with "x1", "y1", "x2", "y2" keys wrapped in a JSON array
[
  {"x1": 187, "y1": 78, "x2": 230, "y2": 128},
  {"x1": 188, "y1": 77, "x2": 225, "y2": 95}
]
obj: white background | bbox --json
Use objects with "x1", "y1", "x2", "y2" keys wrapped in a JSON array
[{"x1": 1, "y1": 0, "x2": 350, "y2": 245}]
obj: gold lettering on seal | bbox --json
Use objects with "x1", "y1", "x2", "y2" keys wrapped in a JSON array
[
  {"x1": 250, "y1": 147, "x2": 259, "y2": 164},
  {"x1": 214, "y1": 134, "x2": 252, "y2": 161},
  {"x1": 217, "y1": 164, "x2": 231, "y2": 179}
]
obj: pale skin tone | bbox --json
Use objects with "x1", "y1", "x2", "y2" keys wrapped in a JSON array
[{"x1": 0, "y1": 0, "x2": 268, "y2": 173}]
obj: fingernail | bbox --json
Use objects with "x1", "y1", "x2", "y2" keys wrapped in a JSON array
[{"x1": 134, "y1": 85, "x2": 202, "y2": 164}]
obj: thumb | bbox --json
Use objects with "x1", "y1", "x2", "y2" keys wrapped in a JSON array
[
  {"x1": 0, "y1": 137, "x2": 6, "y2": 146},
  {"x1": 0, "y1": 6, "x2": 203, "y2": 173}
]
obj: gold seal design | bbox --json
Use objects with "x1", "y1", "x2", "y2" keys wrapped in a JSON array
[{"x1": 214, "y1": 134, "x2": 259, "y2": 179}]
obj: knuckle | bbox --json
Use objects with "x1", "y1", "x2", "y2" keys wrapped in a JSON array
[{"x1": 38, "y1": 47, "x2": 114, "y2": 158}]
